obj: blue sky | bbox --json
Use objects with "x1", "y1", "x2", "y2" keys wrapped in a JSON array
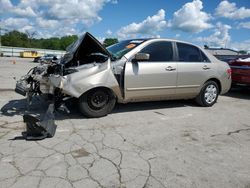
[{"x1": 0, "y1": 0, "x2": 250, "y2": 50}]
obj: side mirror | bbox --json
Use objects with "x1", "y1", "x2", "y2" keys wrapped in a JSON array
[{"x1": 133, "y1": 53, "x2": 150, "y2": 62}]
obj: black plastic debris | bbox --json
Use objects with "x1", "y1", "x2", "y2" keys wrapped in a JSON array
[
  {"x1": 15, "y1": 79, "x2": 29, "y2": 96},
  {"x1": 22, "y1": 104, "x2": 57, "y2": 140}
]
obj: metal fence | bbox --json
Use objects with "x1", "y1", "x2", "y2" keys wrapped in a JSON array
[{"x1": 0, "y1": 46, "x2": 65, "y2": 57}]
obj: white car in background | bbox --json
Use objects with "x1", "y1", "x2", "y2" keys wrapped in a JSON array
[{"x1": 39, "y1": 54, "x2": 60, "y2": 64}]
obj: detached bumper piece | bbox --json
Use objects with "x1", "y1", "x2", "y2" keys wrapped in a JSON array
[
  {"x1": 22, "y1": 104, "x2": 57, "y2": 140},
  {"x1": 15, "y1": 79, "x2": 29, "y2": 96}
]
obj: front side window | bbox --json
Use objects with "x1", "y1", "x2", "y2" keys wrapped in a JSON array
[
  {"x1": 177, "y1": 42, "x2": 209, "y2": 62},
  {"x1": 140, "y1": 41, "x2": 173, "y2": 62}
]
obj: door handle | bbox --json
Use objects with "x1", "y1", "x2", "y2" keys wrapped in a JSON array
[
  {"x1": 165, "y1": 66, "x2": 176, "y2": 71},
  {"x1": 202, "y1": 65, "x2": 211, "y2": 70}
]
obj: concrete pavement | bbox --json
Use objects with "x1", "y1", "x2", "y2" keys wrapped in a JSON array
[{"x1": 0, "y1": 57, "x2": 250, "y2": 188}]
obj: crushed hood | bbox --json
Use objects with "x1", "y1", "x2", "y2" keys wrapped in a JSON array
[{"x1": 60, "y1": 32, "x2": 111, "y2": 67}]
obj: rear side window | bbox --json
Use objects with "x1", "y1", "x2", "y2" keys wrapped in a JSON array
[
  {"x1": 140, "y1": 41, "x2": 173, "y2": 62},
  {"x1": 177, "y1": 42, "x2": 209, "y2": 62}
]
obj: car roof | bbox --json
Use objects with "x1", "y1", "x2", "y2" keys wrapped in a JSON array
[
  {"x1": 123, "y1": 38, "x2": 203, "y2": 49},
  {"x1": 147, "y1": 38, "x2": 199, "y2": 46},
  {"x1": 123, "y1": 37, "x2": 219, "y2": 63}
]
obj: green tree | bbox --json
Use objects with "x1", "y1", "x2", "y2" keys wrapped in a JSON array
[
  {"x1": 239, "y1": 50, "x2": 247, "y2": 55},
  {"x1": 103, "y1": 38, "x2": 118, "y2": 47},
  {"x1": 42, "y1": 37, "x2": 61, "y2": 50},
  {"x1": 60, "y1": 35, "x2": 78, "y2": 50},
  {"x1": 2, "y1": 30, "x2": 116, "y2": 51},
  {"x1": 2, "y1": 30, "x2": 29, "y2": 47}
]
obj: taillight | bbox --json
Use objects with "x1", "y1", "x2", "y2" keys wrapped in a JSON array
[{"x1": 227, "y1": 68, "x2": 232, "y2": 77}]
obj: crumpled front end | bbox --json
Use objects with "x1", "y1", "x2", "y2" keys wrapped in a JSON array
[
  {"x1": 15, "y1": 32, "x2": 122, "y2": 110},
  {"x1": 49, "y1": 59, "x2": 120, "y2": 98},
  {"x1": 15, "y1": 64, "x2": 58, "y2": 97},
  {"x1": 15, "y1": 58, "x2": 121, "y2": 110}
]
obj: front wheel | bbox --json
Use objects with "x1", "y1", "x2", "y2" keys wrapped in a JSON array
[
  {"x1": 79, "y1": 88, "x2": 116, "y2": 118},
  {"x1": 195, "y1": 81, "x2": 219, "y2": 107}
]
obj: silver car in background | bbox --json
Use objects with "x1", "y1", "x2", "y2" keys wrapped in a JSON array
[{"x1": 15, "y1": 32, "x2": 231, "y2": 118}]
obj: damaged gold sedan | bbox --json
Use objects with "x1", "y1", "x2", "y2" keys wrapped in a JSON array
[{"x1": 15, "y1": 32, "x2": 231, "y2": 118}]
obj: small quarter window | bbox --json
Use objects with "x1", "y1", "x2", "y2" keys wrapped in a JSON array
[{"x1": 200, "y1": 51, "x2": 210, "y2": 62}]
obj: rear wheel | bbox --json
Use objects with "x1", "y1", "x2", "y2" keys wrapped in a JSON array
[
  {"x1": 196, "y1": 81, "x2": 219, "y2": 107},
  {"x1": 79, "y1": 88, "x2": 116, "y2": 118}
]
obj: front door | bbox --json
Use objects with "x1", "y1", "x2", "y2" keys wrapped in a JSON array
[{"x1": 124, "y1": 41, "x2": 177, "y2": 101}]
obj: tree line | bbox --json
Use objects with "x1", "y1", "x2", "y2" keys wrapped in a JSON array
[{"x1": 1, "y1": 30, "x2": 118, "y2": 50}]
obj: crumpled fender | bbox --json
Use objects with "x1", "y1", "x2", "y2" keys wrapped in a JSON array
[{"x1": 49, "y1": 59, "x2": 122, "y2": 99}]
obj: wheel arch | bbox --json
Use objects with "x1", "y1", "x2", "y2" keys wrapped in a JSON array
[
  {"x1": 206, "y1": 78, "x2": 222, "y2": 94},
  {"x1": 80, "y1": 86, "x2": 118, "y2": 100}
]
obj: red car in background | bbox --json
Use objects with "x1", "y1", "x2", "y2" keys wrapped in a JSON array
[{"x1": 228, "y1": 57, "x2": 250, "y2": 86}]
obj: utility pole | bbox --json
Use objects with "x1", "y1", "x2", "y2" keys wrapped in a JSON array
[
  {"x1": 0, "y1": 26, "x2": 8, "y2": 56},
  {"x1": 0, "y1": 18, "x2": 2, "y2": 55}
]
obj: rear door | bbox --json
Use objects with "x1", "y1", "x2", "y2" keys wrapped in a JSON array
[
  {"x1": 124, "y1": 41, "x2": 177, "y2": 101},
  {"x1": 175, "y1": 42, "x2": 216, "y2": 95}
]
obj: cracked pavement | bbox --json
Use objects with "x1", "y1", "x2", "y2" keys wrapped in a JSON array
[{"x1": 1, "y1": 57, "x2": 250, "y2": 188}]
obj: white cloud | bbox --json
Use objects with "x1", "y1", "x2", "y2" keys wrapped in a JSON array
[
  {"x1": 238, "y1": 22, "x2": 250, "y2": 29},
  {"x1": 12, "y1": 6, "x2": 37, "y2": 17},
  {"x1": 106, "y1": 29, "x2": 113, "y2": 36},
  {"x1": 117, "y1": 9, "x2": 167, "y2": 39},
  {"x1": 0, "y1": 0, "x2": 12, "y2": 11},
  {"x1": 105, "y1": 0, "x2": 118, "y2": 4},
  {"x1": 0, "y1": 0, "x2": 36, "y2": 17},
  {"x1": 36, "y1": 27, "x2": 78, "y2": 38},
  {"x1": 230, "y1": 40, "x2": 250, "y2": 51},
  {"x1": 171, "y1": 0, "x2": 212, "y2": 33},
  {"x1": 175, "y1": 34, "x2": 181, "y2": 38},
  {"x1": 0, "y1": 0, "x2": 115, "y2": 38},
  {"x1": 47, "y1": 0, "x2": 105, "y2": 24},
  {"x1": 0, "y1": 17, "x2": 35, "y2": 33},
  {"x1": 96, "y1": 37, "x2": 105, "y2": 43},
  {"x1": 0, "y1": 18, "x2": 30, "y2": 29},
  {"x1": 36, "y1": 18, "x2": 60, "y2": 29},
  {"x1": 215, "y1": 0, "x2": 250, "y2": 19},
  {"x1": 19, "y1": 25, "x2": 35, "y2": 33},
  {"x1": 197, "y1": 22, "x2": 231, "y2": 47}
]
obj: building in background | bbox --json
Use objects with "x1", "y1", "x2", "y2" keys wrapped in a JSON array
[{"x1": 204, "y1": 46, "x2": 249, "y2": 62}]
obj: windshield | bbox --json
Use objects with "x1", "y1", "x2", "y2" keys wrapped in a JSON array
[{"x1": 107, "y1": 39, "x2": 146, "y2": 60}]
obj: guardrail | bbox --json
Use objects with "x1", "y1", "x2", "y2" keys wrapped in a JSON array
[{"x1": 0, "y1": 46, "x2": 65, "y2": 57}]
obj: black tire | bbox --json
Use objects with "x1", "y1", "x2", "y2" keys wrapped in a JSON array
[
  {"x1": 79, "y1": 88, "x2": 116, "y2": 118},
  {"x1": 195, "y1": 81, "x2": 219, "y2": 107}
]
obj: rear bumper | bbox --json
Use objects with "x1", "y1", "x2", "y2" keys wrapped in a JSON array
[
  {"x1": 221, "y1": 79, "x2": 232, "y2": 94},
  {"x1": 231, "y1": 67, "x2": 250, "y2": 86},
  {"x1": 232, "y1": 74, "x2": 250, "y2": 85}
]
